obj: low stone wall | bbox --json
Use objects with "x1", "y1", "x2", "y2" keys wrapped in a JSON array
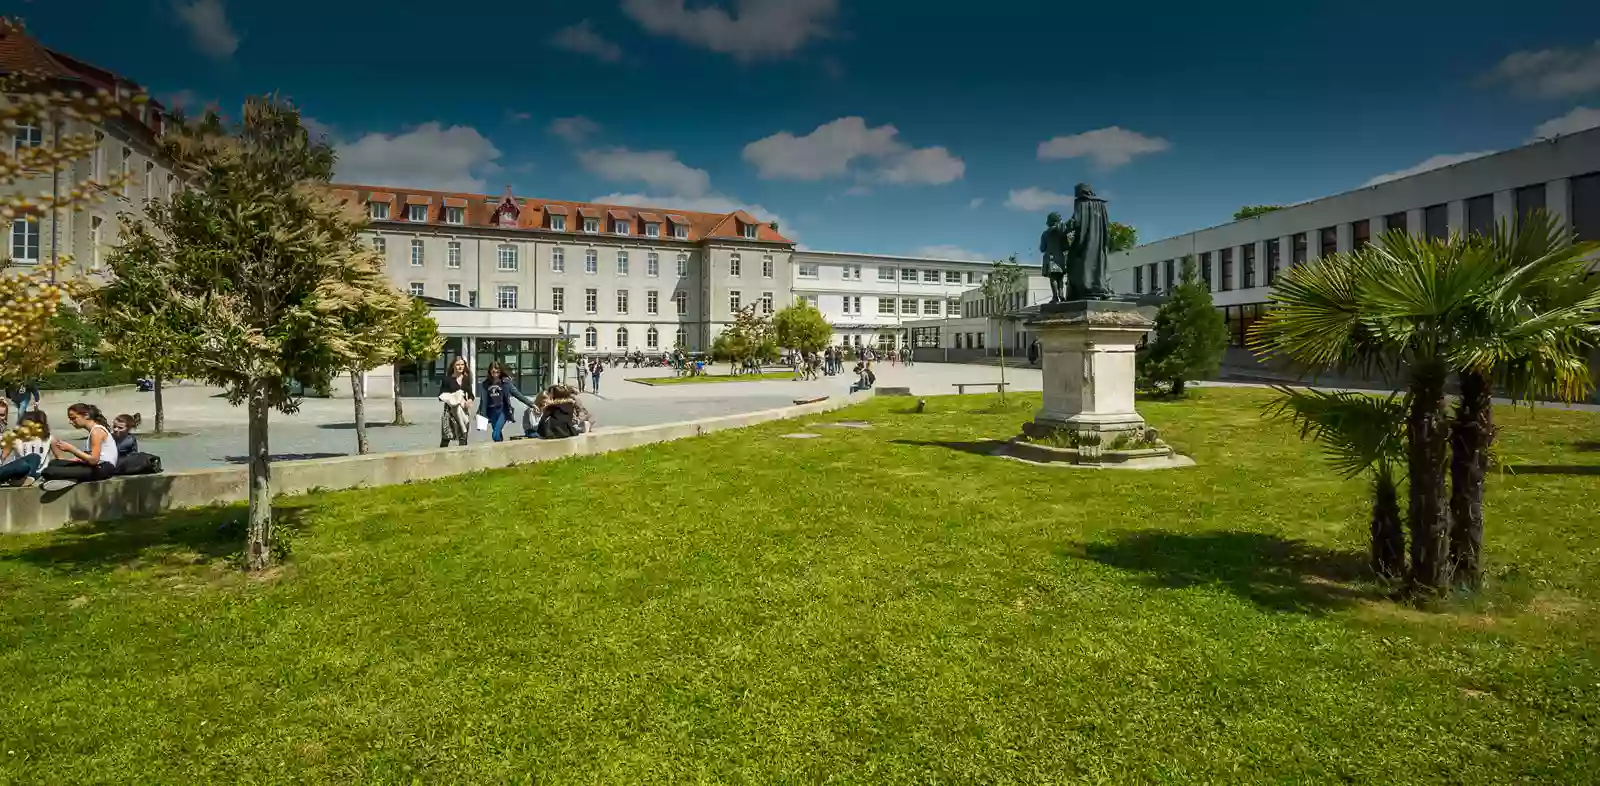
[{"x1": 1, "y1": 391, "x2": 873, "y2": 535}]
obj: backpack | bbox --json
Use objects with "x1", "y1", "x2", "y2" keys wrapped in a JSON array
[{"x1": 117, "y1": 452, "x2": 163, "y2": 476}]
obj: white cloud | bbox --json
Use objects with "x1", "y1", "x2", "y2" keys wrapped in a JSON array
[
  {"x1": 1005, "y1": 187, "x2": 1074, "y2": 212},
  {"x1": 549, "y1": 116, "x2": 601, "y2": 144},
  {"x1": 173, "y1": 0, "x2": 239, "y2": 60},
  {"x1": 1484, "y1": 42, "x2": 1600, "y2": 98},
  {"x1": 620, "y1": 0, "x2": 837, "y2": 61},
  {"x1": 506, "y1": 110, "x2": 533, "y2": 123},
  {"x1": 332, "y1": 123, "x2": 503, "y2": 192},
  {"x1": 742, "y1": 116, "x2": 963, "y2": 186},
  {"x1": 549, "y1": 20, "x2": 625, "y2": 63},
  {"x1": 844, "y1": 185, "x2": 872, "y2": 196},
  {"x1": 1532, "y1": 106, "x2": 1600, "y2": 139},
  {"x1": 1037, "y1": 126, "x2": 1171, "y2": 170},
  {"x1": 591, "y1": 191, "x2": 796, "y2": 239},
  {"x1": 911, "y1": 244, "x2": 988, "y2": 261},
  {"x1": 1361, "y1": 151, "x2": 1495, "y2": 187},
  {"x1": 301, "y1": 116, "x2": 336, "y2": 141},
  {"x1": 968, "y1": 197, "x2": 984, "y2": 209},
  {"x1": 577, "y1": 147, "x2": 711, "y2": 197}
]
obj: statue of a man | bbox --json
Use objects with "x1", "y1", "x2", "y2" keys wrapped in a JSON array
[
  {"x1": 1061, "y1": 183, "x2": 1113, "y2": 300},
  {"x1": 1039, "y1": 211, "x2": 1070, "y2": 303}
]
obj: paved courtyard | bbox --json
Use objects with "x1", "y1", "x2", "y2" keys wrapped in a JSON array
[{"x1": 29, "y1": 361, "x2": 1042, "y2": 471}]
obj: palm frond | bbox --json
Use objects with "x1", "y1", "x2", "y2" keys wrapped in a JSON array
[
  {"x1": 1249, "y1": 250, "x2": 1383, "y2": 373},
  {"x1": 1264, "y1": 386, "x2": 1408, "y2": 479}
]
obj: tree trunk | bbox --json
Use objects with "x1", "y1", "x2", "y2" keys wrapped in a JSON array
[
  {"x1": 1371, "y1": 470, "x2": 1405, "y2": 581},
  {"x1": 1171, "y1": 377, "x2": 1186, "y2": 397},
  {"x1": 1406, "y1": 364, "x2": 1453, "y2": 594},
  {"x1": 392, "y1": 360, "x2": 408, "y2": 426},
  {"x1": 1449, "y1": 369, "x2": 1493, "y2": 589},
  {"x1": 997, "y1": 324, "x2": 1007, "y2": 402},
  {"x1": 153, "y1": 372, "x2": 165, "y2": 434},
  {"x1": 351, "y1": 370, "x2": 370, "y2": 455},
  {"x1": 245, "y1": 394, "x2": 274, "y2": 572}
]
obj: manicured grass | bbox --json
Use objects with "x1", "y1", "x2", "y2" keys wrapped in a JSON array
[
  {"x1": 2, "y1": 387, "x2": 1598, "y2": 783},
  {"x1": 628, "y1": 370, "x2": 804, "y2": 385}
]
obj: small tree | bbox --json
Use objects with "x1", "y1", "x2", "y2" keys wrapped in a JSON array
[
  {"x1": 1109, "y1": 221, "x2": 1138, "y2": 253},
  {"x1": 981, "y1": 255, "x2": 1025, "y2": 401},
  {"x1": 342, "y1": 284, "x2": 410, "y2": 455},
  {"x1": 95, "y1": 217, "x2": 195, "y2": 433},
  {"x1": 1141, "y1": 256, "x2": 1227, "y2": 396},
  {"x1": 50, "y1": 303, "x2": 101, "y2": 370},
  {"x1": 1233, "y1": 205, "x2": 1286, "y2": 222},
  {"x1": 773, "y1": 301, "x2": 831, "y2": 356},
  {"x1": 389, "y1": 298, "x2": 443, "y2": 426}
]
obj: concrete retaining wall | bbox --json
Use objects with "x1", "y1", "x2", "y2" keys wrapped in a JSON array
[{"x1": 2, "y1": 391, "x2": 873, "y2": 535}]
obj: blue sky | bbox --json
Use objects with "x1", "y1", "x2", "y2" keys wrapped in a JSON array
[{"x1": 16, "y1": 0, "x2": 1600, "y2": 259}]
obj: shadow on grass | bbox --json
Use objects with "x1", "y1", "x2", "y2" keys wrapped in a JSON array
[
  {"x1": 1067, "y1": 529, "x2": 1376, "y2": 614},
  {"x1": 1505, "y1": 464, "x2": 1600, "y2": 476},
  {"x1": 1572, "y1": 441, "x2": 1600, "y2": 452},
  {"x1": 892, "y1": 438, "x2": 1003, "y2": 458},
  {"x1": 222, "y1": 452, "x2": 346, "y2": 464},
  {"x1": 1, "y1": 502, "x2": 314, "y2": 573}
]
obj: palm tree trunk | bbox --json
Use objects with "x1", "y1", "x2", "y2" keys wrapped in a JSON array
[
  {"x1": 152, "y1": 372, "x2": 165, "y2": 433},
  {"x1": 392, "y1": 361, "x2": 408, "y2": 426},
  {"x1": 1449, "y1": 369, "x2": 1493, "y2": 589},
  {"x1": 1171, "y1": 377, "x2": 1186, "y2": 397},
  {"x1": 1371, "y1": 470, "x2": 1405, "y2": 581},
  {"x1": 1406, "y1": 363, "x2": 1453, "y2": 593},
  {"x1": 351, "y1": 370, "x2": 369, "y2": 455},
  {"x1": 244, "y1": 394, "x2": 274, "y2": 572}
]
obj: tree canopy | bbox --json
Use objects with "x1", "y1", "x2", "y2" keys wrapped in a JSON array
[
  {"x1": 773, "y1": 301, "x2": 832, "y2": 355},
  {"x1": 1233, "y1": 205, "x2": 1286, "y2": 221}
]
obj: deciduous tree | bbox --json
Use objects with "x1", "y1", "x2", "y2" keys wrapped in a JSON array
[
  {"x1": 773, "y1": 301, "x2": 831, "y2": 356},
  {"x1": 981, "y1": 255, "x2": 1025, "y2": 401},
  {"x1": 389, "y1": 298, "x2": 443, "y2": 426},
  {"x1": 95, "y1": 217, "x2": 196, "y2": 433}
]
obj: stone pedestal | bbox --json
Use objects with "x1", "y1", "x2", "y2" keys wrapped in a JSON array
[{"x1": 1022, "y1": 300, "x2": 1153, "y2": 444}]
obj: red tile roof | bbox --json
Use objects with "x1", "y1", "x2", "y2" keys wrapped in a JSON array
[{"x1": 0, "y1": 17, "x2": 169, "y2": 136}]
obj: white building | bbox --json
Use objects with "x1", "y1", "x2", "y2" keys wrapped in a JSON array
[
  {"x1": 790, "y1": 250, "x2": 993, "y2": 351},
  {"x1": 903, "y1": 275, "x2": 1056, "y2": 361}
]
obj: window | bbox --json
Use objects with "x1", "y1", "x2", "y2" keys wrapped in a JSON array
[
  {"x1": 1320, "y1": 226, "x2": 1337, "y2": 258},
  {"x1": 616, "y1": 327, "x2": 629, "y2": 348},
  {"x1": 468, "y1": 290, "x2": 479, "y2": 307},
  {"x1": 498, "y1": 244, "x2": 518, "y2": 271},
  {"x1": 730, "y1": 291, "x2": 742, "y2": 311},
  {"x1": 166, "y1": 173, "x2": 176, "y2": 198},
  {"x1": 617, "y1": 251, "x2": 630, "y2": 276},
  {"x1": 1385, "y1": 211, "x2": 1408, "y2": 236},
  {"x1": 923, "y1": 269, "x2": 939, "y2": 283},
  {"x1": 901, "y1": 268, "x2": 918, "y2": 282},
  {"x1": 409, "y1": 282, "x2": 425, "y2": 297},
  {"x1": 1424, "y1": 204, "x2": 1448, "y2": 240},
  {"x1": 730, "y1": 254, "x2": 742, "y2": 276},
  {"x1": 551, "y1": 215, "x2": 567, "y2": 232},
  {"x1": 1466, "y1": 194, "x2": 1495, "y2": 237},
  {"x1": 967, "y1": 271, "x2": 979, "y2": 284},
  {"x1": 119, "y1": 146, "x2": 131, "y2": 193},
  {"x1": 89, "y1": 216, "x2": 103, "y2": 270},
  {"x1": 674, "y1": 291, "x2": 687, "y2": 315},
  {"x1": 675, "y1": 326, "x2": 687, "y2": 348},
  {"x1": 1134, "y1": 266, "x2": 1144, "y2": 293},
  {"x1": 583, "y1": 217, "x2": 600, "y2": 233},
  {"x1": 1198, "y1": 253, "x2": 1211, "y2": 291},
  {"x1": 1572, "y1": 173, "x2": 1600, "y2": 242},
  {"x1": 647, "y1": 252, "x2": 659, "y2": 277},
  {"x1": 763, "y1": 255, "x2": 774, "y2": 278},
  {"x1": 1242, "y1": 243, "x2": 1256, "y2": 289},
  {"x1": 945, "y1": 270, "x2": 962, "y2": 284},
  {"x1": 645, "y1": 223, "x2": 660, "y2": 238},
  {"x1": 676, "y1": 254, "x2": 689, "y2": 277},
  {"x1": 9, "y1": 218, "x2": 39, "y2": 264},
  {"x1": 1515, "y1": 184, "x2": 1546, "y2": 224},
  {"x1": 407, "y1": 204, "x2": 428, "y2": 222},
  {"x1": 1293, "y1": 233, "x2": 1307, "y2": 267},
  {"x1": 924, "y1": 300, "x2": 940, "y2": 315},
  {"x1": 496, "y1": 285, "x2": 518, "y2": 309},
  {"x1": 369, "y1": 201, "x2": 390, "y2": 220},
  {"x1": 877, "y1": 298, "x2": 896, "y2": 315},
  {"x1": 144, "y1": 161, "x2": 155, "y2": 200},
  {"x1": 91, "y1": 131, "x2": 105, "y2": 181},
  {"x1": 1220, "y1": 249, "x2": 1233, "y2": 291},
  {"x1": 757, "y1": 291, "x2": 772, "y2": 314},
  {"x1": 614, "y1": 220, "x2": 629, "y2": 235},
  {"x1": 447, "y1": 283, "x2": 461, "y2": 303},
  {"x1": 743, "y1": 223, "x2": 758, "y2": 239},
  {"x1": 879, "y1": 267, "x2": 896, "y2": 281},
  {"x1": 616, "y1": 290, "x2": 629, "y2": 314},
  {"x1": 1163, "y1": 259, "x2": 1176, "y2": 291},
  {"x1": 647, "y1": 327, "x2": 660, "y2": 349},
  {"x1": 552, "y1": 287, "x2": 565, "y2": 313},
  {"x1": 947, "y1": 299, "x2": 958, "y2": 314},
  {"x1": 647, "y1": 290, "x2": 660, "y2": 315},
  {"x1": 798, "y1": 262, "x2": 819, "y2": 278},
  {"x1": 585, "y1": 288, "x2": 598, "y2": 314},
  {"x1": 447, "y1": 241, "x2": 461, "y2": 269},
  {"x1": 672, "y1": 224, "x2": 687, "y2": 240},
  {"x1": 445, "y1": 206, "x2": 464, "y2": 224},
  {"x1": 1266, "y1": 238, "x2": 1281, "y2": 285},
  {"x1": 552, "y1": 247, "x2": 566, "y2": 273},
  {"x1": 1353, "y1": 219, "x2": 1371, "y2": 250},
  {"x1": 12, "y1": 123, "x2": 41, "y2": 152},
  {"x1": 585, "y1": 249, "x2": 598, "y2": 274},
  {"x1": 901, "y1": 298, "x2": 917, "y2": 314},
  {"x1": 410, "y1": 239, "x2": 425, "y2": 267},
  {"x1": 584, "y1": 326, "x2": 598, "y2": 349}
]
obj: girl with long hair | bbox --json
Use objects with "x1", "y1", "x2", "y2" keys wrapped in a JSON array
[
  {"x1": 477, "y1": 361, "x2": 537, "y2": 443},
  {"x1": 39, "y1": 403, "x2": 119, "y2": 490},
  {"x1": 437, "y1": 356, "x2": 475, "y2": 447}
]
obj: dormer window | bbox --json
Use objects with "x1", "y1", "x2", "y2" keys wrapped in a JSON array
[
  {"x1": 614, "y1": 221, "x2": 629, "y2": 235},
  {"x1": 673, "y1": 225, "x2": 688, "y2": 239},
  {"x1": 444, "y1": 206, "x2": 464, "y2": 224},
  {"x1": 743, "y1": 223, "x2": 758, "y2": 240},
  {"x1": 645, "y1": 223, "x2": 660, "y2": 238},
  {"x1": 551, "y1": 215, "x2": 566, "y2": 231},
  {"x1": 584, "y1": 218, "x2": 600, "y2": 233},
  {"x1": 407, "y1": 204, "x2": 428, "y2": 222},
  {"x1": 369, "y1": 202, "x2": 390, "y2": 220}
]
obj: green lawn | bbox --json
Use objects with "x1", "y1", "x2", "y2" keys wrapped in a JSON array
[
  {"x1": 2, "y1": 387, "x2": 1598, "y2": 783},
  {"x1": 628, "y1": 370, "x2": 803, "y2": 385}
]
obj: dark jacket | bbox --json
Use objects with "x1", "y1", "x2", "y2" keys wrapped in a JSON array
[
  {"x1": 438, "y1": 374, "x2": 474, "y2": 400},
  {"x1": 537, "y1": 402, "x2": 580, "y2": 439},
  {"x1": 114, "y1": 432, "x2": 139, "y2": 456},
  {"x1": 476, "y1": 376, "x2": 535, "y2": 416}
]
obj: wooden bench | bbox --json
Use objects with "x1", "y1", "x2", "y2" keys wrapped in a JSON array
[
  {"x1": 792, "y1": 395, "x2": 829, "y2": 405},
  {"x1": 953, "y1": 382, "x2": 1009, "y2": 395}
]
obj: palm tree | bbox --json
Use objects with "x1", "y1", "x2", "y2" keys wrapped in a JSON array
[{"x1": 1265, "y1": 387, "x2": 1407, "y2": 580}]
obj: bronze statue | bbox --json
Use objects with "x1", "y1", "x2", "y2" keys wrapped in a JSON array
[
  {"x1": 1061, "y1": 183, "x2": 1112, "y2": 300},
  {"x1": 1039, "y1": 211, "x2": 1070, "y2": 303}
]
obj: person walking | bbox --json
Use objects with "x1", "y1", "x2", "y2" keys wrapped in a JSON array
[
  {"x1": 6, "y1": 380, "x2": 40, "y2": 425},
  {"x1": 437, "y1": 356, "x2": 474, "y2": 447},
  {"x1": 590, "y1": 360, "x2": 604, "y2": 394},
  {"x1": 477, "y1": 361, "x2": 537, "y2": 443}
]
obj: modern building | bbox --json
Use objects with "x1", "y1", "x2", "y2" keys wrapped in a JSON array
[
  {"x1": 789, "y1": 249, "x2": 993, "y2": 351},
  {"x1": 1106, "y1": 127, "x2": 1600, "y2": 374},
  {"x1": 902, "y1": 274, "x2": 1057, "y2": 362}
]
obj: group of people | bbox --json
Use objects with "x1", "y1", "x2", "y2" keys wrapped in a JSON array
[
  {"x1": 0, "y1": 396, "x2": 156, "y2": 491},
  {"x1": 436, "y1": 358, "x2": 594, "y2": 447}
]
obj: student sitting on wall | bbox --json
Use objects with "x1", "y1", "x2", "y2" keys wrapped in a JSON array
[
  {"x1": 0, "y1": 410, "x2": 52, "y2": 487},
  {"x1": 39, "y1": 403, "x2": 119, "y2": 491}
]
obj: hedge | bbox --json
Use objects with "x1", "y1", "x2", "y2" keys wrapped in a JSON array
[{"x1": 36, "y1": 369, "x2": 138, "y2": 391}]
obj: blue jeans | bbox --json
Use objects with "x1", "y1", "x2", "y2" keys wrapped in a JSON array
[
  {"x1": 488, "y1": 409, "x2": 508, "y2": 442},
  {"x1": 0, "y1": 454, "x2": 42, "y2": 483},
  {"x1": 591, "y1": 374, "x2": 600, "y2": 393}
]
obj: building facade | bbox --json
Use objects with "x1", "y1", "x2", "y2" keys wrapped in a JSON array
[
  {"x1": 902, "y1": 274, "x2": 1057, "y2": 362},
  {"x1": 790, "y1": 250, "x2": 992, "y2": 351}
]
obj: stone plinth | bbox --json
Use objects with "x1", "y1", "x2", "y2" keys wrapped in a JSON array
[{"x1": 1023, "y1": 300, "x2": 1153, "y2": 445}]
